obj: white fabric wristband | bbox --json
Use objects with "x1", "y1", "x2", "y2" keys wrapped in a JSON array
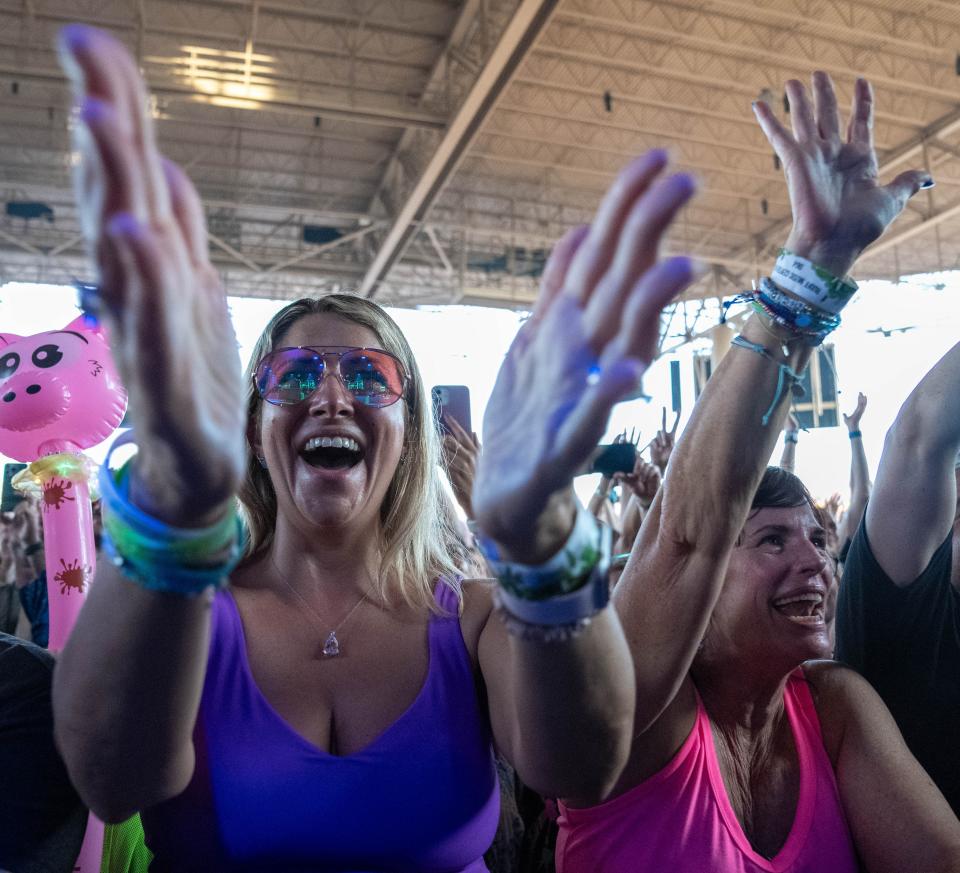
[
  {"x1": 475, "y1": 503, "x2": 612, "y2": 627},
  {"x1": 771, "y1": 249, "x2": 857, "y2": 315}
]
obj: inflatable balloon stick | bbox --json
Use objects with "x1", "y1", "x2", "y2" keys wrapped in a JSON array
[
  {"x1": 13, "y1": 452, "x2": 99, "y2": 649},
  {"x1": 0, "y1": 314, "x2": 127, "y2": 647},
  {"x1": 0, "y1": 313, "x2": 126, "y2": 873}
]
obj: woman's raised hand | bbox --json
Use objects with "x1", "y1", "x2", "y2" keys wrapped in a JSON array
[
  {"x1": 58, "y1": 26, "x2": 245, "y2": 524},
  {"x1": 753, "y1": 72, "x2": 930, "y2": 279},
  {"x1": 615, "y1": 457, "x2": 661, "y2": 509},
  {"x1": 843, "y1": 392, "x2": 868, "y2": 431},
  {"x1": 650, "y1": 406, "x2": 681, "y2": 475},
  {"x1": 442, "y1": 417, "x2": 481, "y2": 521},
  {"x1": 473, "y1": 151, "x2": 697, "y2": 562}
]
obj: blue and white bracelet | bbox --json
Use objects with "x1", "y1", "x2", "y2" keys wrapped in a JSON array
[{"x1": 476, "y1": 504, "x2": 612, "y2": 641}]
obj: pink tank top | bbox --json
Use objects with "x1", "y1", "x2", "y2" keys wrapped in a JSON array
[{"x1": 556, "y1": 671, "x2": 859, "y2": 873}]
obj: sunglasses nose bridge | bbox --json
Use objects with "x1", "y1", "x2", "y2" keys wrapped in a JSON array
[{"x1": 304, "y1": 357, "x2": 355, "y2": 412}]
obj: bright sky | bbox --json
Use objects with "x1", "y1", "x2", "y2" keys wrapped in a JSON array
[{"x1": 0, "y1": 274, "x2": 957, "y2": 512}]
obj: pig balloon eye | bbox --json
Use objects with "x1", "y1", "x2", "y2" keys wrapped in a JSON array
[
  {"x1": 32, "y1": 344, "x2": 63, "y2": 369},
  {"x1": 0, "y1": 352, "x2": 19, "y2": 379}
]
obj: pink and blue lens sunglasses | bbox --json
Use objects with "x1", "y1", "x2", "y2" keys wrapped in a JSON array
[{"x1": 254, "y1": 346, "x2": 408, "y2": 408}]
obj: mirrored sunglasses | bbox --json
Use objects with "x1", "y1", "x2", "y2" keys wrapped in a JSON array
[{"x1": 254, "y1": 346, "x2": 408, "y2": 408}]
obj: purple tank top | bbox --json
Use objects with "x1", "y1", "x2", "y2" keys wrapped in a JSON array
[{"x1": 141, "y1": 581, "x2": 499, "y2": 871}]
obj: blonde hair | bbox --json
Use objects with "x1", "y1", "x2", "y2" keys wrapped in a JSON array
[{"x1": 238, "y1": 294, "x2": 462, "y2": 613}]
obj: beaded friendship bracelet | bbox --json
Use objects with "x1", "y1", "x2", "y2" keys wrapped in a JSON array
[
  {"x1": 721, "y1": 288, "x2": 837, "y2": 348},
  {"x1": 754, "y1": 283, "x2": 840, "y2": 347},
  {"x1": 759, "y1": 278, "x2": 842, "y2": 329},
  {"x1": 720, "y1": 252, "x2": 852, "y2": 429}
]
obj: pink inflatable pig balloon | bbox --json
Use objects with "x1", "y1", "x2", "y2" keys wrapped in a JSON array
[
  {"x1": 0, "y1": 314, "x2": 126, "y2": 872},
  {"x1": 0, "y1": 313, "x2": 127, "y2": 649},
  {"x1": 0, "y1": 315, "x2": 126, "y2": 460}
]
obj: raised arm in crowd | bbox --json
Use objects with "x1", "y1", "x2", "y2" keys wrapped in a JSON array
[
  {"x1": 48, "y1": 23, "x2": 707, "y2": 870},
  {"x1": 837, "y1": 342, "x2": 960, "y2": 816},
  {"x1": 557, "y1": 72, "x2": 960, "y2": 873},
  {"x1": 838, "y1": 391, "x2": 871, "y2": 556}
]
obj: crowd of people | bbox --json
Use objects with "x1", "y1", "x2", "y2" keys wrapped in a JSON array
[
  {"x1": 0, "y1": 497, "x2": 47, "y2": 644},
  {"x1": 1, "y1": 19, "x2": 959, "y2": 873}
]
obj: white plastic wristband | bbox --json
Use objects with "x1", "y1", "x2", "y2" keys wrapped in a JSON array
[{"x1": 771, "y1": 249, "x2": 857, "y2": 316}]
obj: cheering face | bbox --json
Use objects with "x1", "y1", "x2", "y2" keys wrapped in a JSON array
[
  {"x1": 252, "y1": 313, "x2": 406, "y2": 535},
  {"x1": 702, "y1": 504, "x2": 836, "y2": 673}
]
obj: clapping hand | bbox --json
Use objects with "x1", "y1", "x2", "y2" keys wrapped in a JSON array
[
  {"x1": 58, "y1": 25, "x2": 245, "y2": 524},
  {"x1": 473, "y1": 152, "x2": 698, "y2": 562}
]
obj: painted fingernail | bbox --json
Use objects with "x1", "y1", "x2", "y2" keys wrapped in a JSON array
[
  {"x1": 79, "y1": 97, "x2": 105, "y2": 125},
  {"x1": 59, "y1": 24, "x2": 90, "y2": 57},
  {"x1": 671, "y1": 173, "x2": 697, "y2": 196},
  {"x1": 920, "y1": 177, "x2": 935, "y2": 189},
  {"x1": 106, "y1": 213, "x2": 139, "y2": 240}
]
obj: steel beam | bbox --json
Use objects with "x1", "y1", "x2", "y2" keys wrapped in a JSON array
[
  {"x1": 0, "y1": 65, "x2": 446, "y2": 131},
  {"x1": 359, "y1": 0, "x2": 560, "y2": 298},
  {"x1": 553, "y1": 7, "x2": 958, "y2": 103}
]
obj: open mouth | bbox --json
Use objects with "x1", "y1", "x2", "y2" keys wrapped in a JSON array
[
  {"x1": 301, "y1": 436, "x2": 364, "y2": 470},
  {"x1": 772, "y1": 592, "x2": 825, "y2": 625}
]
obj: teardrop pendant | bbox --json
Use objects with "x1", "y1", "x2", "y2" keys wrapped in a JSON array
[{"x1": 322, "y1": 630, "x2": 341, "y2": 658}]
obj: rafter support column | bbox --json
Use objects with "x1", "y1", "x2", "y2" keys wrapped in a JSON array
[{"x1": 360, "y1": 0, "x2": 559, "y2": 299}]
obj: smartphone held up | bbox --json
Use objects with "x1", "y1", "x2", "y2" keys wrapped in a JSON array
[{"x1": 432, "y1": 385, "x2": 472, "y2": 436}]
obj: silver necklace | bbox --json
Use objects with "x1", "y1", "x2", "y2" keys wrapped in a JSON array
[{"x1": 280, "y1": 575, "x2": 370, "y2": 658}]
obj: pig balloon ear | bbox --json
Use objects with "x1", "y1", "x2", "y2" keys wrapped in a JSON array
[
  {"x1": 0, "y1": 334, "x2": 21, "y2": 348},
  {"x1": 63, "y1": 314, "x2": 107, "y2": 341}
]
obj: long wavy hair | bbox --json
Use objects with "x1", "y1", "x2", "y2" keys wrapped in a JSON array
[{"x1": 238, "y1": 294, "x2": 462, "y2": 613}]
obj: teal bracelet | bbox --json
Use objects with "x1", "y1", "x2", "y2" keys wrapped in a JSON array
[
  {"x1": 730, "y1": 335, "x2": 805, "y2": 426},
  {"x1": 848, "y1": 430, "x2": 862, "y2": 439},
  {"x1": 99, "y1": 431, "x2": 242, "y2": 596}
]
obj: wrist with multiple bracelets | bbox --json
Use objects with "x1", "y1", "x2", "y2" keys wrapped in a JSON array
[
  {"x1": 99, "y1": 431, "x2": 243, "y2": 596},
  {"x1": 475, "y1": 503, "x2": 612, "y2": 642},
  {"x1": 721, "y1": 248, "x2": 850, "y2": 427},
  {"x1": 753, "y1": 277, "x2": 841, "y2": 346}
]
